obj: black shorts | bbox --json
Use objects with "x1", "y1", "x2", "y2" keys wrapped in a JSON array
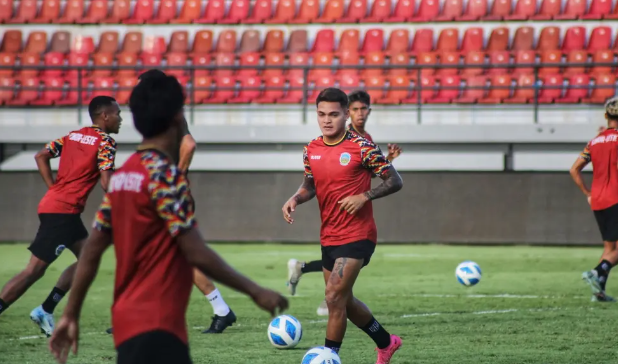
[
  {"x1": 594, "y1": 203, "x2": 618, "y2": 242},
  {"x1": 117, "y1": 330, "x2": 192, "y2": 364},
  {"x1": 28, "y1": 213, "x2": 88, "y2": 264},
  {"x1": 321, "y1": 240, "x2": 376, "y2": 272}
]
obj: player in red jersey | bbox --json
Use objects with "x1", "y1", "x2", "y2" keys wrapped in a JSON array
[
  {"x1": 571, "y1": 97, "x2": 618, "y2": 303},
  {"x1": 105, "y1": 69, "x2": 237, "y2": 336},
  {"x1": 282, "y1": 88, "x2": 403, "y2": 364},
  {"x1": 286, "y1": 90, "x2": 403, "y2": 317},
  {"x1": 0, "y1": 96, "x2": 121, "y2": 336},
  {"x1": 49, "y1": 74, "x2": 288, "y2": 364}
]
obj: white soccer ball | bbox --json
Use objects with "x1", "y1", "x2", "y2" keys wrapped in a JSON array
[
  {"x1": 302, "y1": 346, "x2": 342, "y2": 364},
  {"x1": 455, "y1": 261, "x2": 482, "y2": 287},
  {"x1": 267, "y1": 314, "x2": 302, "y2": 349}
]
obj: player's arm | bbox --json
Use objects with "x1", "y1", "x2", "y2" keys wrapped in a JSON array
[
  {"x1": 35, "y1": 137, "x2": 64, "y2": 188},
  {"x1": 98, "y1": 135, "x2": 117, "y2": 192},
  {"x1": 178, "y1": 118, "x2": 196, "y2": 172},
  {"x1": 570, "y1": 146, "x2": 591, "y2": 199}
]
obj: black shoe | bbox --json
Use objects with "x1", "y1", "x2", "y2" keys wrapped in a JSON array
[
  {"x1": 106, "y1": 327, "x2": 113, "y2": 334},
  {"x1": 202, "y1": 310, "x2": 237, "y2": 334}
]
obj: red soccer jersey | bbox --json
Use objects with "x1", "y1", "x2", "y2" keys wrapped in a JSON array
[
  {"x1": 581, "y1": 128, "x2": 618, "y2": 211},
  {"x1": 347, "y1": 124, "x2": 373, "y2": 142},
  {"x1": 38, "y1": 126, "x2": 116, "y2": 214},
  {"x1": 304, "y1": 131, "x2": 391, "y2": 246},
  {"x1": 94, "y1": 148, "x2": 196, "y2": 348}
]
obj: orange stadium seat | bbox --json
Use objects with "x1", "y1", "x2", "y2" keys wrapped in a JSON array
[
  {"x1": 308, "y1": 75, "x2": 335, "y2": 103},
  {"x1": 213, "y1": 53, "x2": 234, "y2": 78},
  {"x1": 149, "y1": 0, "x2": 178, "y2": 24},
  {"x1": 563, "y1": 50, "x2": 588, "y2": 77},
  {"x1": 387, "y1": 53, "x2": 410, "y2": 78},
  {"x1": 278, "y1": 76, "x2": 305, "y2": 103},
  {"x1": 362, "y1": 52, "x2": 385, "y2": 79},
  {"x1": 105, "y1": 0, "x2": 130, "y2": 23},
  {"x1": 478, "y1": 74, "x2": 511, "y2": 103},
  {"x1": 215, "y1": 30, "x2": 237, "y2": 54},
  {"x1": 190, "y1": 31, "x2": 213, "y2": 56},
  {"x1": 486, "y1": 27, "x2": 509, "y2": 53},
  {"x1": 0, "y1": 77, "x2": 15, "y2": 104},
  {"x1": 590, "y1": 50, "x2": 615, "y2": 77},
  {"x1": 9, "y1": 0, "x2": 37, "y2": 23},
  {"x1": 23, "y1": 32, "x2": 47, "y2": 55},
  {"x1": 170, "y1": 0, "x2": 201, "y2": 23},
  {"x1": 191, "y1": 76, "x2": 212, "y2": 103},
  {"x1": 316, "y1": 0, "x2": 345, "y2": 22},
  {"x1": 583, "y1": 74, "x2": 616, "y2": 103},
  {"x1": 57, "y1": 0, "x2": 85, "y2": 24},
  {"x1": 90, "y1": 53, "x2": 114, "y2": 79},
  {"x1": 403, "y1": 75, "x2": 435, "y2": 103},
  {"x1": 512, "y1": 50, "x2": 536, "y2": 77},
  {"x1": 262, "y1": 53, "x2": 285, "y2": 78},
  {"x1": 97, "y1": 31, "x2": 119, "y2": 54},
  {"x1": 85, "y1": 77, "x2": 115, "y2": 104},
  {"x1": 287, "y1": 30, "x2": 308, "y2": 53},
  {"x1": 454, "y1": 76, "x2": 487, "y2": 103},
  {"x1": 337, "y1": 30, "x2": 360, "y2": 55},
  {"x1": 229, "y1": 76, "x2": 262, "y2": 103},
  {"x1": 363, "y1": 0, "x2": 393, "y2": 22},
  {"x1": 32, "y1": 0, "x2": 61, "y2": 24},
  {"x1": 290, "y1": 0, "x2": 320, "y2": 23},
  {"x1": 0, "y1": 53, "x2": 15, "y2": 78},
  {"x1": 537, "y1": 27, "x2": 560, "y2": 52},
  {"x1": 339, "y1": 73, "x2": 360, "y2": 93},
  {"x1": 239, "y1": 30, "x2": 261, "y2": 53},
  {"x1": 287, "y1": 53, "x2": 310, "y2": 78},
  {"x1": 166, "y1": 53, "x2": 188, "y2": 82},
  {"x1": 435, "y1": 52, "x2": 460, "y2": 79},
  {"x1": 487, "y1": 51, "x2": 510, "y2": 76},
  {"x1": 436, "y1": 28, "x2": 459, "y2": 54},
  {"x1": 386, "y1": 0, "x2": 415, "y2": 22},
  {"x1": 115, "y1": 77, "x2": 138, "y2": 104},
  {"x1": 192, "y1": 54, "x2": 212, "y2": 77},
  {"x1": 237, "y1": 52, "x2": 261, "y2": 78},
  {"x1": 17, "y1": 53, "x2": 41, "y2": 79},
  {"x1": 203, "y1": 76, "x2": 235, "y2": 103},
  {"x1": 363, "y1": 75, "x2": 385, "y2": 101},
  {"x1": 262, "y1": 30, "x2": 284, "y2": 54},
  {"x1": 537, "y1": 74, "x2": 564, "y2": 103},
  {"x1": 386, "y1": 29, "x2": 410, "y2": 57},
  {"x1": 461, "y1": 28, "x2": 484, "y2": 55},
  {"x1": 556, "y1": 74, "x2": 590, "y2": 103},
  {"x1": 254, "y1": 75, "x2": 284, "y2": 103},
  {"x1": 511, "y1": 27, "x2": 534, "y2": 54},
  {"x1": 168, "y1": 31, "x2": 189, "y2": 54},
  {"x1": 606, "y1": 1, "x2": 618, "y2": 19},
  {"x1": 265, "y1": 0, "x2": 296, "y2": 23},
  {"x1": 8, "y1": 77, "x2": 40, "y2": 105},
  {"x1": 80, "y1": 0, "x2": 109, "y2": 24},
  {"x1": 461, "y1": 51, "x2": 485, "y2": 80},
  {"x1": 428, "y1": 75, "x2": 461, "y2": 103},
  {"x1": 538, "y1": 50, "x2": 562, "y2": 76},
  {"x1": 377, "y1": 75, "x2": 410, "y2": 104},
  {"x1": 504, "y1": 74, "x2": 536, "y2": 103},
  {"x1": 309, "y1": 52, "x2": 334, "y2": 81},
  {"x1": 0, "y1": 0, "x2": 13, "y2": 23},
  {"x1": 337, "y1": 51, "x2": 361, "y2": 79},
  {"x1": 414, "y1": 52, "x2": 437, "y2": 79},
  {"x1": 459, "y1": 0, "x2": 488, "y2": 20}
]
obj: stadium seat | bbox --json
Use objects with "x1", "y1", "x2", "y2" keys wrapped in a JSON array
[
  {"x1": 337, "y1": 51, "x2": 360, "y2": 79},
  {"x1": 506, "y1": 0, "x2": 536, "y2": 20},
  {"x1": 387, "y1": 53, "x2": 410, "y2": 78},
  {"x1": 337, "y1": 0, "x2": 368, "y2": 23},
  {"x1": 561, "y1": 26, "x2": 586, "y2": 53},
  {"x1": 554, "y1": 0, "x2": 586, "y2": 19},
  {"x1": 414, "y1": 52, "x2": 437, "y2": 78},
  {"x1": 461, "y1": 51, "x2": 485, "y2": 80},
  {"x1": 583, "y1": 74, "x2": 616, "y2": 103},
  {"x1": 459, "y1": 0, "x2": 488, "y2": 20},
  {"x1": 564, "y1": 50, "x2": 588, "y2": 77},
  {"x1": 50, "y1": 31, "x2": 71, "y2": 54},
  {"x1": 454, "y1": 76, "x2": 487, "y2": 103},
  {"x1": 511, "y1": 27, "x2": 534, "y2": 54},
  {"x1": 436, "y1": 52, "x2": 460, "y2": 79},
  {"x1": 243, "y1": 0, "x2": 273, "y2": 24},
  {"x1": 461, "y1": 28, "x2": 484, "y2": 55},
  {"x1": 215, "y1": 30, "x2": 237, "y2": 54},
  {"x1": 120, "y1": 31, "x2": 143, "y2": 54},
  {"x1": 1, "y1": 31, "x2": 22, "y2": 53},
  {"x1": 504, "y1": 74, "x2": 536, "y2": 103},
  {"x1": 80, "y1": 0, "x2": 109, "y2": 24},
  {"x1": 486, "y1": 28, "x2": 509, "y2": 53},
  {"x1": 8, "y1": 77, "x2": 40, "y2": 105},
  {"x1": 308, "y1": 75, "x2": 335, "y2": 103},
  {"x1": 361, "y1": 29, "x2": 384, "y2": 55},
  {"x1": 90, "y1": 53, "x2": 114, "y2": 79},
  {"x1": 85, "y1": 77, "x2": 115, "y2": 104},
  {"x1": 96, "y1": 31, "x2": 119, "y2": 54},
  {"x1": 265, "y1": 0, "x2": 295, "y2": 23},
  {"x1": 149, "y1": 0, "x2": 178, "y2": 24},
  {"x1": 403, "y1": 75, "x2": 435, "y2": 103},
  {"x1": 237, "y1": 52, "x2": 261, "y2": 77},
  {"x1": 140, "y1": 54, "x2": 163, "y2": 74},
  {"x1": 9, "y1": 0, "x2": 37, "y2": 23},
  {"x1": 195, "y1": 0, "x2": 225, "y2": 24},
  {"x1": 190, "y1": 31, "x2": 213, "y2": 56},
  {"x1": 31, "y1": 77, "x2": 65, "y2": 105},
  {"x1": 339, "y1": 73, "x2": 360, "y2": 93},
  {"x1": 219, "y1": 0, "x2": 250, "y2": 24},
  {"x1": 363, "y1": 76, "x2": 385, "y2": 101},
  {"x1": 309, "y1": 53, "x2": 333, "y2": 81},
  {"x1": 410, "y1": 29, "x2": 434, "y2": 56},
  {"x1": 312, "y1": 30, "x2": 335, "y2": 53},
  {"x1": 254, "y1": 75, "x2": 284, "y2": 103},
  {"x1": 116, "y1": 53, "x2": 139, "y2": 78},
  {"x1": 191, "y1": 76, "x2": 212, "y2": 103},
  {"x1": 537, "y1": 27, "x2": 560, "y2": 52},
  {"x1": 531, "y1": 0, "x2": 561, "y2": 19},
  {"x1": 66, "y1": 52, "x2": 89, "y2": 80},
  {"x1": 316, "y1": 0, "x2": 345, "y2": 22},
  {"x1": 72, "y1": 36, "x2": 95, "y2": 55},
  {"x1": 556, "y1": 74, "x2": 590, "y2": 103},
  {"x1": 142, "y1": 36, "x2": 166, "y2": 56},
  {"x1": 166, "y1": 53, "x2": 189, "y2": 82},
  {"x1": 170, "y1": 0, "x2": 200, "y2": 23},
  {"x1": 290, "y1": 0, "x2": 319, "y2": 23},
  {"x1": 262, "y1": 30, "x2": 284, "y2": 54},
  {"x1": 57, "y1": 0, "x2": 85, "y2": 24},
  {"x1": 484, "y1": 0, "x2": 512, "y2": 20},
  {"x1": 204, "y1": 76, "x2": 235, "y2": 103},
  {"x1": 115, "y1": 77, "x2": 137, "y2": 105},
  {"x1": 486, "y1": 51, "x2": 510, "y2": 76},
  {"x1": 537, "y1": 75, "x2": 564, "y2": 103},
  {"x1": 363, "y1": 0, "x2": 393, "y2": 22},
  {"x1": 538, "y1": 50, "x2": 562, "y2": 76},
  {"x1": 0, "y1": 77, "x2": 15, "y2": 104},
  {"x1": 386, "y1": 0, "x2": 415, "y2": 22},
  {"x1": 23, "y1": 32, "x2": 47, "y2": 55},
  {"x1": 478, "y1": 75, "x2": 511, "y2": 103},
  {"x1": 213, "y1": 53, "x2": 234, "y2": 78},
  {"x1": 590, "y1": 50, "x2": 614, "y2": 77},
  {"x1": 386, "y1": 29, "x2": 410, "y2": 57},
  {"x1": 168, "y1": 31, "x2": 189, "y2": 54},
  {"x1": 262, "y1": 53, "x2": 285, "y2": 77},
  {"x1": 362, "y1": 52, "x2": 386, "y2": 79},
  {"x1": 278, "y1": 76, "x2": 305, "y2": 103},
  {"x1": 377, "y1": 75, "x2": 410, "y2": 104},
  {"x1": 239, "y1": 30, "x2": 261, "y2": 53},
  {"x1": 287, "y1": 30, "x2": 308, "y2": 53},
  {"x1": 0, "y1": 53, "x2": 14, "y2": 77},
  {"x1": 192, "y1": 54, "x2": 212, "y2": 77},
  {"x1": 337, "y1": 30, "x2": 360, "y2": 55},
  {"x1": 411, "y1": 0, "x2": 439, "y2": 21},
  {"x1": 606, "y1": 1, "x2": 618, "y2": 19},
  {"x1": 17, "y1": 53, "x2": 40, "y2": 79},
  {"x1": 124, "y1": 0, "x2": 154, "y2": 24},
  {"x1": 436, "y1": 29, "x2": 459, "y2": 54},
  {"x1": 32, "y1": 0, "x2": 60, "y2": 23},
  {"x1": 435, "y1": 0, "x2": 463, "y2": 21},
  {"x1": 428, "y1": 75, "x2": 461, "y2": 103},
  {"x1": 287, "y1": 53, "x2": 309, "y2": 78},
  {"x1": 512, "y1": 50, "x2": 536, "y2": 76},
  {"x1": 588, "y1": 27, "x2": 612, "y2": 53},
  {"x1": 0, "y1": 0, "x2": 13, "y2": 23},
  {"x1": 105, "y1": 0, "x2": 130, "y2": 23},
  {"x1": 229, "y1": 76, "x2": 261, "y2": 103},
  {"x1": 43, "y1": 52, "x2": 65, "y2": 77}
]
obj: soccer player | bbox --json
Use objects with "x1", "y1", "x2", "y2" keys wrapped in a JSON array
[
  {"x1": 282, "y1": 88, "x2": 403, "y2": 363},
  {"x1": 0, "y1": 96, "x2": 121, "y2": 336},
  {"x1": 106, "y1": 69, "x2": 236, "y2": 335},
  {"x1": 286, "y1": 90, "x2": 402, "y2": 317},
  {"x1": 571, "y1": 97, "x2": 618, "y2": 302},
  {"x1": 49, "y1": 74, "x2": 288, "y2": 364}
]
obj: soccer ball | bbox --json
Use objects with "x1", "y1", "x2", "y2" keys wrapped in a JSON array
[
  {"x1": 267, "y1": 314, "x2": 302, "y2": 349},
  {"x1": 455, "y1": 261, "x2": 482, "y2": 287},
  {"x1": 301, "y1": 346, "x2": 342, "y2": 364}
]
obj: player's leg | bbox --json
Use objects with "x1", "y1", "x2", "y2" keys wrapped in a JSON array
[
  {"x1": 584, "y1": 206, "x2": 618, "y2": 301},
  {"x1": 286, "y1": 259, "x2": 323, "y2": 295},
  {"x1": 193, "y1": 269, "x2": 237, "y2": 333},
  {"x1": 0, "y1": 255, "x2": 49, "y2": 315},
  {"x1": 117, "y1": 330, "x2": 192, "y2": 364}
]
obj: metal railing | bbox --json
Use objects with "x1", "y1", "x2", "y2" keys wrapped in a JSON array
[{"x1": 1, "y1": 61, "x2": 616, "y2": 124}]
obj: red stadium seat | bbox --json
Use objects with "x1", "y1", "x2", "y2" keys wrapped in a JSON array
[
  {"x1": 312, "y1": 29, "x2": 335, "y2": 53},
  {"x1": 478, "y1": 75, "x2": 511, "y2": 103},
  {"x1": 213, "y1": 53, "x2": 234, "y2": 78},
  {"x1": 316, "y1": 0, "x2": 345, "y2": 22},
  {"x1": 386, "y1": 29, "x2": 410, "y2": 57},
  {"x1": 537, "y1": 75, "x2": 564, "y2": 103},
  {"x1": 403, "y1": 75, "x2": 435, "y2": 103},
  {"x1": 454, "y1": 76, "x2": 487, "y2": 103},
  {"x1": 361, "y1": 29, "x2": 384, "y2": 55},
  {"x1": 377, "y1": 75, "x2": 410, "y2": 104},
  {"x1": 262, "y1": 30, "x2": 284, "y2": 54},
  {"x1": 90, "y1": 53, "x2": 114, "y2": 79},
  {"x1": 309, "y1": 52, "x2": 334, "y2": 81},
  {"x1": 166, "y1": 53, "x2": 188, "y2": 82},
  {"x1": 31, "y1": 77, "x2": 65, "y2": 105},
  {"x1": 414, "y1": 52, "x2": 437, "y2": 78},
  {"x1": 215, "y1": 30, "x2": 237, "y2": 54},
  {"x1": 219, "y1": 0, "x2": 250, "y2": 24},
  {"x1": 65, "y1": 52, "x2": 89, "y2": 80},
  {"x1": 531, "y1": 0, "x2": 561, "y2": 19},
  {"x1": 229, "y1": 76, "x2": 262, "y2": 103},
  {"x1": 168, "y1": 31, "x2": 189, "y2": 54},
  {"x1": 386, "y1": 0, "x2": 415, "y2": 22},
  {"x1": 590, "y1": 50, "x2": 614, "y2": 77},
  {"x1": 337, "y1": 0, "x2": 368, "y2": 23},
  {"x1": 56, "y1": 0, "x2": 85, "y2": 23},
  {"x1": 484, "y1": 0, "x2": 512, "y2": 20},
  {"x1": 85, "y1": 77, "x2": 115, "y2": 104},
  {"x1": 255, "y1": 75, "x2": 284, "y2": 103},
  {"x1": 287, "y1": 53, "x2": 309, "y2": 78},
  {"x1": 192, "y1": 76, "x2": 212, "y2": 103},
  {"x1": 606, "y1": 1, "x2": 618, "y2": 19},
  {"x1": 142, "y1": 36, "x2": 166, "y2": 56},
  {"x1": 308, "y1": 75, "x2": 335, "y2": 103},
  {"x1": 105, "y1": 0, "x2": 130, "y2": 23},
  {"x1": 554, "y1": 0, "x2": 586, "y2": 19},
  {"x1": 506, "y1": 0, "x2": 536, "y2": 20},
  {"x1": 149, "y1": 0, "x2": 177, "y2": 24},
  {"x1": 0, "y1": 77, "x2": 15, "y2": 104},
  {"x1": 265, "y1": 0, "x2": 295, "y2": 23},
  {"x1": 8, "y1": 77, "x2": 40, "y2": 105},
  {"x1": 192, "y1": 54, "x2": 212, "y2": 77},
  {"x1": 43, "y1": 52, "x2": 65, "y2": 78},
  {"x1": 9, "y1": 0, "x2": 37, "y2": 23},
  {"x1": 410, "y1": 29, "x2": 434, "y2": 56},
  {"x1": 124, "y1": 0, "x2": 154, "y2": 24},
  {"x1": 588, "y1": 27, "x2": 612, "y2": 53},
  {"x1": 428, "y1": 75, "x2": 460, "y2": 103},
  {"x1": 511, "y1": 26, "x2": 534, "y2": 54},
  {"x1": 556, "y1": 74, "x2": 590, "y2": 103},
  {"x1": 363, "y1": 0, "x2": 392, "y2": 22},
  {"x1": 22, "y1": 32, "x2": 47, "y2": 55},
  {"x1": 58, "y1": 78, "x2": 89, "y2": 106},
  {"x1": 339, "y1": 73, "x2": 360, "y2": 93},
  {"x1": 362, "y1": 52, "x2": 385, "y2": 79},
  {"x1": 563, "y1": 50, "x2": 588, "y2": 77},
  {"x1": 278, "y1": 76, "x2": 305, "y2": 104},
  {"x1": 204, "y1": 76, "x2": 235, "y2": 103},
  {"x1": 536, "y1": 27, "x2": 560, "y2": 52},
  {"x1": 120, "y1": 31, "x2": 143, "y2": 55},
  {"x1": 190, "y1": 31, "x2": 213, "y2": 56},
  {"x1": 538, "y1": 50, "x2": 562, "y2": 76},
  {"x1": 243, "y1": 0, "x2": 273, "y2": 24},
  {"x1": 0, "y1": 53, "x2": 15, "y2": 77},
  {"x1": 32, "y1": 0, "x2": 61, "y2": 23},
  {"x1": 237, "y1": 52, "x2": 260, "y2": 78},
  {"x1": 461, "y1": 28, "x2": 484, "y2": 55},
  {"x1": 80, "y1": 0, "x2": 109, "y2": 24},
  {"x1": 171, "y1": 0, "x2": 201, "y2": 23},
  {"x1": 461, "y1": 51, "x2": 485, "y2": 80},
  {"x1": 115, "y1": 77, "x2": 137, "y2": 105},
  {"x1": 486, "y1": 51, "x2": 510, "y2": 76},
  {"x1": 512, "y1": 50, "x2": 536, "y2": 76},
  {"x1": 72, "y1": 36, "x2": 95, "y2": 54},
  {"x1": 337, "y1": 30, "x2": 360, "y2": 55},
  {"x1": 337, "y1": 51, "x2": 360, "y2": 79},
  {"x1": 387, "y1": 53, "x2": 410, "y2": 78},
  {"x1": 290, "y1": 0, "x2": 320, "y2": 23},
  {"x1": 561, "y1": 26, "x2": 586, "y2": 53},
  {"x1": 486, "y1": 28, "x2": 509, "y2": 54},
  {"x1": 582, "y1": 0, "x2": 611, "y2": 19},
  {"x1": 116, "y1": 53, "x2": 139, "y2": 79},
  {"x1": 583, "y1": 74, "x2": 616, "y2": 103},
  {"x1": 239, "y1": 30, "x2": 261, "y2": 53},
  {"x1": 0, "y1": 0, "x2": 13, "y2": 23},
  {"x1": 435, "y1": 52, "x2": 460, "y2": 79},
  {"x1": 504, "y1": 74, "x2": 536, "y2": 103},
  {"x1": 262, "y1": 53, "x2": 285, "y2": 78},
  {"x1": 363, "y1": 76, "x2": 385, "y2": 101},
  {"x1": 17, "y1": 53, "x2": 40, "y2": 79},
  {"x1": 410, "y1": 0, "x2": 439, "y2": 21},
  {"x1": 436, "y1": 28, "x2": 459, "y2": 54},
  {"x1": 435, "y1": 0, "x2": 463, "y2": 21},
  {"x1": 195, "y1": 0, "x2": 225, "y2": 23},
  {"x1": 459, "y1": 0, "x2": 488, "y2": 20}
]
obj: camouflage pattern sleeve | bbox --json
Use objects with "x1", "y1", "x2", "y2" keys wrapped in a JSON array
[
  {"x1": 93, "y1": 194, "x2": 112, "y2": 233},
  {"x1": 148, "y1": 161, "x2": 196, "y2": 238},
  {"x1": 360, "y1": 141, "x2": 392, "y2": 178},
  {"x1": 303, "y1": 145, "x2": 313, "y2": 179},
  {"x1": 98, "y1": 134, "x2": 117, "y2": 171},
  {"x1": 45, "y1": 137, "x2": 65, "y2": 158},
  {"x1": 580, "y1": 143, "x2": 591, "y2": 162}
]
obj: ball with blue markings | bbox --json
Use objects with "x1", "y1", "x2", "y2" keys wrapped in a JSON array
[
  {"x1": 267, "y1": 314, "x2": 302, "y2": 349},
  {"x1": 301, "y1": 346, "x2": 341, "y2": 364},
  {"x1": 455, "y1": 261, "x2": 482, "y2": 287}
]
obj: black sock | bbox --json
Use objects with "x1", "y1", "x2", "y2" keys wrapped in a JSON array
[
  {"x1": 359, "y1": 316, "x2": 391, "y2": 349},
  {"x1": 41, "y1": 287, "x2": 66, "y2": 314},
  {"x1": 301, "y1": 260, "x2": 323, "y2": 274},
  {"x1": 0, "y1": 299, "x2": 9, "y2": 315},
  {"x1": 325, "y1": 339, "x2": 342, "y2": 353},
  {"x1": 594, "y1": 260, "x2": 613, "y2": 291}
]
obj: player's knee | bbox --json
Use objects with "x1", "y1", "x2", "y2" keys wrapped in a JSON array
[
  {"x1": 23, "y1": 264, "x2": 46, "y2": 281},
  {"x1": 325, "y1": 287, "x2": 347, "y2": 309}
]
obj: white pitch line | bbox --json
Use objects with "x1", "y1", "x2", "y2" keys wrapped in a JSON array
[{"x1": 379, "y1": 293, "x2": 587, "y2": 299}]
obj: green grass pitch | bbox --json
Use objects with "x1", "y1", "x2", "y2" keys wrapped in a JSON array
[{"x1": 0, "y1": 243, "x2": 617, "y2": 364}]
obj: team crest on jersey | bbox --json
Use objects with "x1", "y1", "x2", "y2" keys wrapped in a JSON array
[
  {"x1": 339, "y1": 152, "x2": 351, "y2": 166},
  {"x1": 55, "y1": 245, "x2": 66, "y2": 256}
]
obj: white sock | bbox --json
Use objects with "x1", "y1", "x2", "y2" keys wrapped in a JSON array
[{"x1": 205, "y1": 288, "x2": 230, "y2": 316}]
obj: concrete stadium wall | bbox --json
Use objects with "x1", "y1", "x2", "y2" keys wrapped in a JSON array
[{"x1": 0, "y1": 171, "x2": 600, "y2": 245}]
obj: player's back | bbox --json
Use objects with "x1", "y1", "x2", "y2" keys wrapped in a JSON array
[
  {"x1": 39, "y1": 125, "x2": 115, "y2": 214},
  {"x1": 584, "y1": 128, "x2": 618, "y2": 210},
  {"x1": 100, "y1": 148, "x2": 194, "y2": 347}
]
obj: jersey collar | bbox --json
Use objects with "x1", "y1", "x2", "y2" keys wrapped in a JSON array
[{"x1": 323, "y1": 130, "x2": 349, "y2": 147}]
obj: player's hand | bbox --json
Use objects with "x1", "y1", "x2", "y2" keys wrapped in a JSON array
[
  {"x1": 338, "y1": 194, "x2": 369, "y2": 215},
  {"x1": 387, "y1": 143, "x2": 402, "y2": 161},
  {"x1": 49, "y1": 315, "x2": 79, "y2": 364},
  {"x1": 282, "y1": 198, "x2": 298, "y2": 224},
  {"x1": 251, "y1": 287, "x2": 289, "y2": 317},
  {"x1": 587, "y1": 195, "x2": 592, "y2": 205}
]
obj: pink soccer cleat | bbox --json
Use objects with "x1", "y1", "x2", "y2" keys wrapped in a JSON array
[{"x1": 375, "y1": 334, "x2": 402, "y2": 364}]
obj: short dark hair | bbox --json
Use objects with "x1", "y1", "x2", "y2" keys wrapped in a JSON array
[
  {"x1": 138, "y1": 69, "x2": 167, "y2": 81},
  {"x1": 88, "y1": 96, "x2": 117, "y2": 120},
  {"x1": 129, "y1": 75, "x2": 185, "y2": 138},
  {"x1": 347, "y1": 90, "x2": 371, "y2": 107},
  {"x1": 316, "y1": 87, "x2": 348, "y2": 108}
]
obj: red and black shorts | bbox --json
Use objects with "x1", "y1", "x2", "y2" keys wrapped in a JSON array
[
  {"x1": 321, "y1": 240, "x2": 376, "y2": 272},
  {"x1": 594, "y1": 203, "x2": 618, "y2": 242},
  {"x1": 28, "y1": 213, "x2": 88, "y2": 264},
  {"x1": 117, "y1": 330, "x2": 192, "y2": 364}
]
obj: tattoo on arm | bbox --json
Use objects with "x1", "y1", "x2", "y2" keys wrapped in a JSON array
[
  {"x1": 364, "y1": 168, "x2": 403, "y2": 201},
  {"x1": 292, "y1": 176, "x2": 316, "y2": 205}
]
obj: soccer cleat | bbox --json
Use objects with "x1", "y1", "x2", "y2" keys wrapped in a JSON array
[
  {"x1": 582, "y1": 270, "x2": 603, "y2": 295},
  {"x1": 202, "y1": 310, "x2": 237, "y2": 334},
  {"x1": 106, "y1": 327, "x2": 113, "y2": 334},
  {"x1": 30, "y1": 305, "x2": 54, "y2": 337},
  {"x1": 375, "y1": 335, "x2": 402, "y2": 364},
  {"x1": 286, "y1": 259, "x2": 303, "y2": 296},
  {"x1": 591, "y1": 292, "x2": 616, "y2": 302},
  {"x1": 317, "y1": 300, "x2": 329, "y2": 316}
]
